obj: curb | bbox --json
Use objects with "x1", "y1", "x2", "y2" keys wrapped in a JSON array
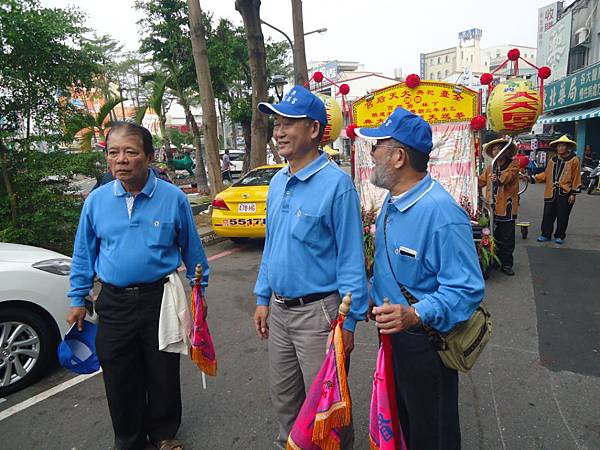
[{"x1": 200, "y1": 229, "x2": 227, "y2": 247}]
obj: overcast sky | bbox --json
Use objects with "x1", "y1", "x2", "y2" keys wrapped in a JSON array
[{"x1": 42, "y1": 0, "x2": 572, "y2": 76}]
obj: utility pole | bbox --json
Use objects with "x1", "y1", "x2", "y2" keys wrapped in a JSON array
[{"x1": 291, "y1": 0, "x2": 308, "y2": 85}]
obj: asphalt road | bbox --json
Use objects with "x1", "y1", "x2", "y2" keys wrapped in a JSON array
[{"x1": 1, "y1": 183, "x2": 599, "y2": 449}]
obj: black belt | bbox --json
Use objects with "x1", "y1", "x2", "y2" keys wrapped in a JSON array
[
  {"x1": 273, "y1": 291, "x2": 336, "y2": 307},
  {"x1": 101, "y1": 278, "x2": 168, "y2": 296}
]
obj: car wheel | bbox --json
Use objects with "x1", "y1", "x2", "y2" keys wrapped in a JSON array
[{"x1": 0, "y1": 308, "x2": 57, "y2": 396}]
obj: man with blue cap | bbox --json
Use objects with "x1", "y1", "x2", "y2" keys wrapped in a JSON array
[
  {"x1": 253, "y1": 85, "x2": 367, "y2": 448},
  {"x1": 357, "y1": 108, "x2": 484, "y2": 450}
]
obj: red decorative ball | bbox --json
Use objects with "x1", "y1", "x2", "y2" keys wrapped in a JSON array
[
  {"x1": 480, "y1": 73, "x2": 493, "y2": 85},
  {"x1": 405, "y1": 74, "x2": 421, "y2": 89},
  {"x1": 470, "y1": 115, "x2": 486, "y2": 131},
  {"x1": 346, "y1": 123, "x2": 358, "y2": 141},
  {"x1": 339, "y1": 83, "x2": 350, "y2": 95},
  {"x1": 313, "y1": 71, "x2": 324, "y2": 83},
  {"x1": 538, "y1": 66, "x2": 552, "y2": 80},
  {"x1": 507, "y1": 48, "x2": 520, "y2": 61}
]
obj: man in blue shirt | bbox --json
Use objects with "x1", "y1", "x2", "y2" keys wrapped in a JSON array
[
  {"x1": 67, "y1": 122, "x2": 208, "y2": 450},
  {"x1": 254, "y1": 85, "x2": 367, "y2": 448},
  {"x1": 357, "y1": 108, "x2": 484, "y2": 450}
]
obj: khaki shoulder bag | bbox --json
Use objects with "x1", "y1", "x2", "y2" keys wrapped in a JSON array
[{"x1": 383, "y1": 210, "x2": 492, "y2": 372}]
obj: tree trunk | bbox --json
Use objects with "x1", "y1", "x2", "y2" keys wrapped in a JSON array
[
  {"x1": 268, "y1": 138, "x2": 283, "y2": 164},
  {"x1": 291, "y1": 0, "x2": 308, "y2": 85},
  {"x1": 235, "y1": 0, "x2": 269, "y2": 170},
  {"x1": 187, "y1": 0, "x2": 224, "y2": 197},
  {"x1": 0, "y1": 139, "x2": 17, "y2": 225},
  {"x1": 241, "y1": 120, "x2": 252, "y2": 174},
  {"x1": 183, "y1": 102, "x2": 209, "y2": 193}
]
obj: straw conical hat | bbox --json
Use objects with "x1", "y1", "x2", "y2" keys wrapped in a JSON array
[
  {"x1": 550, "y1": 134, "x2": 576, "y2": 147},
  {"x1": 483, "y1": 138, "x2": 516, "y2": 158}
]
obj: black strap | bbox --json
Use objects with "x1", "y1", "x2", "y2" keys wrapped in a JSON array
[{"x1": 382, "y1": 205, "x2": 447, "y2": 349}]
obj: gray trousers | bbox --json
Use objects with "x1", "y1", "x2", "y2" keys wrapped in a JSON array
[{"x1": 269, "y1": 292, "x2": 354, "y2": 448}]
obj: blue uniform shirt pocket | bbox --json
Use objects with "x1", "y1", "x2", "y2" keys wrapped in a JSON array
[
  {"x1": 291, "y1": 210, "x2": 321, "y2": 245},
  {"x1": 150, "y1": 221, "x2": 175, "y2": 247},
  {"x1": 392, "y1": 251, "x2": 422, "y2": 286}
]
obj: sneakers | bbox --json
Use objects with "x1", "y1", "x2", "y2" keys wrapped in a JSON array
[
  {"x1": 555, "y1": 238, "x2": 565, "y2": 244},
  {"x1": 537, "y1": 236, "x2": 551, "y2": 242},
  {"x1": 501, "y1": 266, "x2": 515, "y2": 276}
]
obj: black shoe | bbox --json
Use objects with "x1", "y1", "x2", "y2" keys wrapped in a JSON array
[{"x1": 501, "y1": 266, "x2": 515, "y2": 276}]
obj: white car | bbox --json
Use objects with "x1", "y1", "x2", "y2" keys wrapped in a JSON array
[
  {"x1": 0, "y1": 243, "x2": 92, "y2": 395},
  {"x1": 220, "y1": 149, "x2": 245, "y2": 178}
]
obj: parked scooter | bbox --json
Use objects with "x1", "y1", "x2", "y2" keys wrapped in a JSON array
[{"x1": 585, "y1": 160, "x2": 600, "y2": 194}]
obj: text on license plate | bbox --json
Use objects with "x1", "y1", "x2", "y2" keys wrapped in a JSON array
[
  {"x1": 238, "y1": 203, "x2": 256, "y2": 213},
  {"x1": 222, "y1": 218, "x2": 265, "y2": 226}
]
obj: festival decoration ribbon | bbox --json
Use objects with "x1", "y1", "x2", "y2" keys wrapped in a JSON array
[{"x1": 190, "y1": 264, "x2": 217, "y2": 378}]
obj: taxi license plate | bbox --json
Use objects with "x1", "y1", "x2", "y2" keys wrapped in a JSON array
[{"x1": 238, "y1": 203, "x2": 256, "y2": 213}]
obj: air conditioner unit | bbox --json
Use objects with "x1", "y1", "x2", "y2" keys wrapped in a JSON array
[{"x1": 575, "y1": 27, "x2": 591, "y2": 46}]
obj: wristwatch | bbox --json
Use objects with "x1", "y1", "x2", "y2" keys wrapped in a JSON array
[{"x1": 411, "y1": 306, "x2": 422, "y2": 325}]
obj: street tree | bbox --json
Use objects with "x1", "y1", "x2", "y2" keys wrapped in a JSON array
[
  {"x1": 235, "y1": 0, "x2": 269, "y2": 170},
  {"x1": 187, "y1": 0, "x2": 224, "y2": 196},
  {"x1": 65, "y1": 97, "x2": 126, "y2": 151},
  {"x1": 0, "y1": 0, "x2": 102, "y2": 252},
  {"x1": 136, "y1": 0, "x2": 210, "y2": 192}
]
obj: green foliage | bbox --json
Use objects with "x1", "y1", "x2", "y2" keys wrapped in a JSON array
[
  {"x1": 169, "y1": 128, "x2": 194, "y2": 148},
  {"x1": 0, "y1": 147, "x2": 104, "y2": 255}
]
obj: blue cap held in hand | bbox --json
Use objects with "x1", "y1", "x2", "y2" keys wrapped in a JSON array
[
  {"x1": 57, "y1": 321, "x2": 100, "y2": 374},
  {"x1": 258, "y1": 85, "x2": 328, "y2": 127},
  {"x1": 355, "y1": 107, "x2": 433, "y2": 154}
]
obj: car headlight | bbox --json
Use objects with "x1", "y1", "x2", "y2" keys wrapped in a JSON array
[{"x1": 32, "y1": 258, "x2": 72, "y2": 276}]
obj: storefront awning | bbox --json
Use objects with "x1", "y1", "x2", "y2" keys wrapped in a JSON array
[{"x1": 537, "y1": 105, "x2": 600, "y2": 124}]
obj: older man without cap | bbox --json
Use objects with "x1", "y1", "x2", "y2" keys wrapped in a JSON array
[
  {"x1": 357, "y1": 107, "x2": 485, "y2": 450},
  {"x1": 253, "y1": 85, "x2": 367, "y2": 448}
]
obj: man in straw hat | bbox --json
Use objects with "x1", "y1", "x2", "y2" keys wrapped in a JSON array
[
  {"x1": 529, "y1": 134, "x2": 581, "y2": 244},
  {"x1": 253, "y1": 85, "x2": 367, "y2": 448},
  {"x1": 478, "y1": 138, "x2": 521, "y2": 275}
]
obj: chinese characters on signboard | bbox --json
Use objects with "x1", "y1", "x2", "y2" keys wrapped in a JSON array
[
  {"x1": 352, "y1": 81, "x2": 478, "y2": 128},
  {"x1": 539, "y1": 10, "x2": 572, "y2": 82},
  {"x1": 536, "y1": 2, "x2": 560, "y2": 67},
  {"x1": 544, "y1": 60, "x2": 600, "y2": 111}
]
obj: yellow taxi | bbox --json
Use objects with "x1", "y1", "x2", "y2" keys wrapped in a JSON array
[{"x1": 211, "y1": 164, "x2": 284, "y2": 241}]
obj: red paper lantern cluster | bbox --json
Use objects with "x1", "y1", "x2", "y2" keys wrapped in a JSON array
[
  {"x1": 538, "y1": 66, "x2": 551, "y2": 80},
  {"x1": 405, "y1": 74, "x2": 421, "y2": 89},
  {"x1": 313, "y1": 71, "x2": 324, "y2": 83},
  {"x1": 339, "y1": 83, "x2": 350, "y2": 95},
  {"x1": 346, "y1": 123, "x2": 358, "y2": 141},
  {"x1": 470, "y1": 115, "x2": 486, "y2": 131},
  {"x1": 507, "y1": 48, "x2": 520, "y2": 61},
  {"x1": 480, "y1": 73, "x2": 493, "y2": 85}
]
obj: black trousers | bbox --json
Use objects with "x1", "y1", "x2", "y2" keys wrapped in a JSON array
[
  {"x1": 95, "y1": 285, "x2": 181, "y2": 450},
  {"x1": 222, "y1": 170, "x2": 232, "y2": 181},
  {"x1": 391, "y1": 330, "x2": 460, "y2": 450},
  {"x1": 541, "y1": 193, "x2": 573, "y2": 240},
  {"x1": 494, "y1": 219, "x2": 515, "y2": 268}
]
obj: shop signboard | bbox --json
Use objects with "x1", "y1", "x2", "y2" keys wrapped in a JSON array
[
  {"x1": 538, "y1": 9, "x2": 572, "y2": 82},
  {"x1": 544, "y1": 60, "x2": 600, "y2": 111},
  {"x1": 536, "y1": 2, "x2": 561, "y2": 67}
]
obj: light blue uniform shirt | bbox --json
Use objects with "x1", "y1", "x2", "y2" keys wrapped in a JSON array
[
  {"x1": 254, "y1": 152, "x2": 368, "y2": 332},
  {"x1": 68, "y1": 169, "x2": 209, "y2": 307},
  {"x1": 371, "y1": 173, "x2": 484, "y2": 333}
]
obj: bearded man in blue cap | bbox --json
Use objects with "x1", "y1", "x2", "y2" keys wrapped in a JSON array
[
  {"x1": 357, "y1": 108, "x2": 484, "y2": 450},
  {"x1": 253, "y1": 85, "x2": 367, "y2": 448}
]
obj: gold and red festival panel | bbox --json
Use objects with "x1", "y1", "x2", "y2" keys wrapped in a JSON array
[{"x1": 352, "y1": 81, "x2": 478, "y2": 127}]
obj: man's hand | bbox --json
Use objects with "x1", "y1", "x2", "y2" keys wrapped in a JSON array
[
  {"x1": 67, "y1": 307, "x2": 87, "y2": 332},
  {"x1": 365, "y1": 300, "x2": 376, "y2": 322},
  {"x1": 373, "y1": 303, "x2": 421, "y2": 335},
  {"x1": 253, "y1": 305, "x2": 270, "y2": 340},
  {"x1": 568, "y1": 194, "x2": 576, "y2": 205}
]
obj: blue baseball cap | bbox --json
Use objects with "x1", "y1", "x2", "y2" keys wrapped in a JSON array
[
  {"x1": 57, "y1": 321, "x2": 100, "y2": 374},
  {"x1": 258, "y1": 85, "x2": 328, "y2": 127},
  {"x1": 355, "y1": 107, "x2": 433, "y2": 154}
]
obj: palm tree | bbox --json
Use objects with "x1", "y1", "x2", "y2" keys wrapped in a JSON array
[
  {"x1": 142, "y1": 72, "x2": 172, "y2": 160},
  {"x1": 66, "y1": 97, "x2": 126, "y2": 151}
]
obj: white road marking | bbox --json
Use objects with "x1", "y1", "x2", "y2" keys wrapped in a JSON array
[{"x1": 0, "y1": 371, "x2": 101, "y2": 422}]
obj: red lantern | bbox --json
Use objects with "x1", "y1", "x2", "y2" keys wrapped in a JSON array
[
  {"x1": 339, "y1": 83, "x2": 350, "y2": 95},
  {"x1": 405, "y1": 74, "x2": 420, "y2": 89},
  {"x1": 346, "y1": 123, "x2": 358, "y2": 141},
  {"x1": 507, "y1": 48, "x2": 520, "y2": 61},
  {"x1": 538, "y1": 66, "x2": 551, "y2": 80},
  {"x1": 470, "y1": 115, "x2": 486, "y2": 131},
  {"x1": 480, "y1": 73, "x2": 493, "y2": 85},
  {"x1": 313, "y1": 71, "x2": 324, "y2": 83}
]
